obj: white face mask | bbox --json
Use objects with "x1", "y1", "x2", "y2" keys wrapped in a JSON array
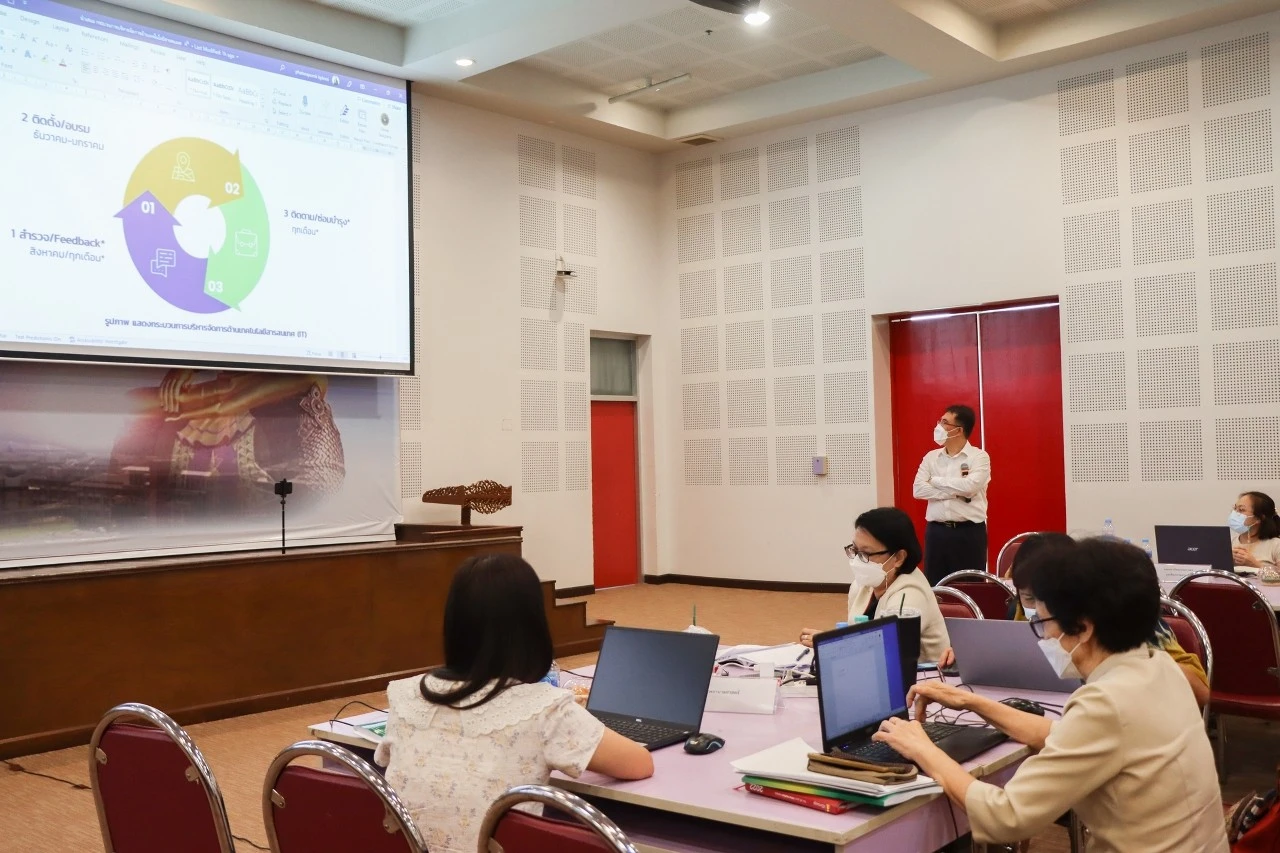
[
  {"x1": 1228, "y1": 511, "x2": 1253, "y2": 535},
  {"x1": 1022, "y1": 605, "x2": 1038, "y2": 620},
  {"x1": 932, "y1": 424, "x2": 949, "y2": 446},
  {"x1": 1037, "y1": 634, "x2": 1082, "y2": 680},
  {"x1": 849, "y1": 558, "x2": 891, "y2": 589}
]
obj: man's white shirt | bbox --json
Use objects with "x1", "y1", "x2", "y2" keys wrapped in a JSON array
[{"x1": 912, "y1": 442, "x2": 991, "y2": 523}]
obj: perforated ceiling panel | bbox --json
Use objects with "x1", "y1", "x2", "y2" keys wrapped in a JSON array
[
  {"x1": 679, "y1": 269, "x2": 718, "y2": 319},
  {"x1": 1069, "y1": 423, "x2": 1129, "y2": 482},
  {"x1": 722, "y1": 205, "x2": 762, "y2": 257},
  {"x1": 726, "y1": 320, "x2": 766, "y2": 370},
  {"x1": 1140, "y1": 420, "x2": 1203, "y2": 482},
  {"x1": 776, "y1": 435, "x2": 818, "y2": 485},
  {"x1": 773, "y1": 315, "x2": 815, "y2": 367},
  {"x1": 518, "y1": 135, "x2": 555, "y2": 190},
  {"x1": 399, "y1": 377, "x2": 422, "y2": 431},
  {"x1": 521, "y1": 441, "x2": 560, "y2": 493},
  {"x1": 1205, "y1": 110, "x2": 1273, "y2": 182},
  {"x1": 677, "y1": 213, "x2": 716, "y2": 264},
  {"x1": 1202, "y1": 33, "x2": 1271, "y2": 108},
  {"x1": 822, "y1": 310, "x2": 866, "y2": 363},
  {"x1": 519, "y1": 196, "x2": 556, "y2": 250},
  {"x1": 683, "y1": 382, "x2": 722, "y2": 430},
  {"x1": 816, "y1": 126, "x2": 860, "y2": 183},
  {"x1": 520, "y1": 380, "x2": 559, "y2": 430},
  {"x1": 767, "y1": 137, "x2": 810, "y2": 192},
  {"x1": 721, "y1": 148, "x2": 761, "y2": 201},
  {"x1": 562, "y1": 146, "x2": 597, "y2": 199},
  {"x1": 724, "y1": 262, "x2": 765, "y2": 313},
  {"x1": 726, "y1": 378, "x2": 767, "y2": 428},
  {"x1": 820, "y1": 248, "x2": 865, "y2": 302},
  {"x1": 769, "y1": 197, "x2": 812, "y2": 250},
  {"x1": 681, "y1": 325, "x2": 720, "y2": 375},
  {"x1": 684, "y1": 438, "x2": 722, "y2": 486},
  {"x1": 771, "y1": 255, "x2": 813, "y2": 309},
  {"x1": 1126, "y1": 52, "x2": 1189, "y2": 123},
  {"x1": 1063, "y1": 210, "x2": 1121, "y2": 273},
  {"x1": 1131, "y1": 198, "x2": 1194, "y2": 265},
  {"x1": 824, "y1": 371, "x2": 869, "y2": 424},
  {"x1": 565, "y1": 381, "x2": 588, "y2": 431},
  {"x1": 675, "y1": 158, "x2": 713, "y2": 209},
  {"x1": 520, "y1": 318, "x2": 558, "y2": 371},
  {"x1": 773, "y1": 375, "x2": 816, "y2": 426},
  {"x1": 564, "y1": 322, "x2": 586, "y2": 372},
  {"x1": 1129, "y1": 125, "x2": 1192, "y2": 194},
  {"x1": 400, "y1": 440, "x2": 422, "y2": 499},
  {"x1": 729, "y1": 437, "x2": 769, "y2": 486},
  {"x1": 520, "y1": 256, "x2": 556, "y2": 311},
  {"x1": 564, "y1": 264, "x2": 598, "y2": 315},
  {"x1": 1060, "y1": 140, "x2": 1118, "y2": 204},
  {"x1": 563, "y1": 204, "x2": 597, "y2": 257},
  {"x1": 1210, "y1": 262, "x2": 1278, "y2": 331},
  {"x1": 1137, "y1": 346, "x2": 1200, "y2": 409},
  {"x1": 818, "y1": 187, "x2": 862, "y2": 242},
  {"x1": 1217, "y1": 417, "x2": 1280, "y2": 479},
  {"x1": 1214, "y1": 340, "x2": 1280, "y2": 405},
  {"x1": 1058, "y1": 69, "x2": 1116, "y2": 136},
  {"x1": 1063, "y1": 280, "x2": 1124, "y2": 343},
  {"x1": 1135, "y1": 272, "x2": 1197, "y2": 337},
  {"x1": 1207, "y1": 186, "x2": 1276, "y2": 256},
  {"x1": 565, "y1": 440, "x2": 590, "y2": 491},
  {"x1": 1067, "y1": 351, "x2": 1127, "y2": 412},
  {"x1": 826, "y1": 433, "x2": 872, "y2": 485}
]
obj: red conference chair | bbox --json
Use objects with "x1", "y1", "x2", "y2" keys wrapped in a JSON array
[
  {"x1": 478, "y1": 784, "x2": 638, "y2": 853},
  {"x1": 995, "y1": 532, "x2": 1041, "y2": 579},
  {"x1": 88, "y1": 702, "x2": 235, "y2": 853},
  {"x1": 937, "y1": 570, "x2": 1015, "y2": 620},
  {"x1": 1160, "y1": 595, "x2": 1214, "y2": 726},
  {"x1": 263, "y1": 740, "x2": 427, "y2": 853},
  {"x1": 934, "y1": 586, "x2": 984, "y2": 620},
  {"x1": 1171, "y1": 571, "x2": 1280, "y2": 778}
]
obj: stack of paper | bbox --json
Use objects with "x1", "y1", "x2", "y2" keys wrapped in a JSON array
[{"x1": 730, "y1": 738, "x2": 941, "y2": 807}]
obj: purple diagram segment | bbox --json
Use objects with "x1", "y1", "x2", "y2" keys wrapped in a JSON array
[{"x1": 116, "y1": 192, "x2": 225, "y2": 314}]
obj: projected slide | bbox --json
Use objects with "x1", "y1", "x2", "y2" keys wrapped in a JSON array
[{"x1": 0, "y1": 0, "x2": 412, "y2": 373}]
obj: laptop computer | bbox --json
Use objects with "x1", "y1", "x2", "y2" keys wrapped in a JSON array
[
  {"x1": 947, "y1": 617, "x2": 1084, "y2": 693},
  {"x1": 586, "y1": 626, "x2": 720, "y2": 751},
  {"x1": 1153, "y1": 525, "x2": 1235, "y2": 573},
  {"x1": 814, "y1": 617, "x2": 1007, "y2": 766}
]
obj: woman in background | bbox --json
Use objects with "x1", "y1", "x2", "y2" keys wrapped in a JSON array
[
  {"x1": 1230, "y1": 491, "x2": 1280, "y2": 569},
  {"x1": 375, "y1": 554, "x2": 653, "y2": 853}
]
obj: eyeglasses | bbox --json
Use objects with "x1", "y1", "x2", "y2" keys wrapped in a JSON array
[
  {"x1": 937, "y1": 418, "x2": 959, "y2": 428},
  {"x1": 844, "y1": 544, "x2": 891, "y2": 562},
  {"x1": 1028, "y1": 615, "x2": 1058, "y2": 639}
]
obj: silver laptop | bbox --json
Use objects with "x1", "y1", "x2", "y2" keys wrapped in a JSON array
[{"x1": 947, "y1": 618, "x2": 1083, "y2": 693}]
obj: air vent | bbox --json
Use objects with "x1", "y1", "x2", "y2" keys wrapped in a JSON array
[{"x1": 679, "y1": 134, "x2": 723, "y2": 146}]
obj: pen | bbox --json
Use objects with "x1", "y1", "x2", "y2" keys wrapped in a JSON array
[
  {"x1": 795, "y1": 647, "x2": 810, "y2": 662},
  {"x1": 692, "y1": 604, "x2": 697, "y2": 627}
]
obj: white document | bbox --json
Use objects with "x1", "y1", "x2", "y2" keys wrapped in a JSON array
[
  {"x1": 731, "y1": 737, "x2": 941, "y2": 799},
  {"x1": 1157, "y1": 562, "x2": 1209, "y2": 586},
  {"x1": 706, "y1": 675, "x2": 782, "y2": 714}
]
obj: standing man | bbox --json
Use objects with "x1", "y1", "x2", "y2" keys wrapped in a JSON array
[{"x1": 913, "y1": 404, "x2": 991, "y2": 585}]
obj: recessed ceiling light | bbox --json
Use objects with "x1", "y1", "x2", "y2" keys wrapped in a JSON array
[
  {"x1": 455, "y1": 58, "x2": 475, "y2": 67},
  {"x1": 744, "y1": 10, "x2": 770, "y2": 26}
]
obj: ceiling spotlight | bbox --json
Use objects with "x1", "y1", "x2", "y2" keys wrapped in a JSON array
[
  {"x1": 455, "y1": 58, "x2": 475, "y2": 67},
  {"x1": 744, "y1": 9, "x2": 770, "y2": 25}
]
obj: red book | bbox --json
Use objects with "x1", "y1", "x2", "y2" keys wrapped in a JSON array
[{"x1": 739, "y1": 783, "x2": 857, "y2": 815}]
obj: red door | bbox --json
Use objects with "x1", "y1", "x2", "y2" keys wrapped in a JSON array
[{"x1": 591, "y1": 401, "x2": 639, "y2": 588}]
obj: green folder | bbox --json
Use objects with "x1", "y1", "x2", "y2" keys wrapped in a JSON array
[{"x1": 740, "y1": 775, "x2": 893, "y2": 808}]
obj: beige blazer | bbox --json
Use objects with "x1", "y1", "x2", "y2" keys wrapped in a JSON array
[
  {"x1": 966, "y1": 647, "x2": 1228, "y2": 853},
  {"x1": 847, "y1": 568, "x2": 950, "y2": 663}
]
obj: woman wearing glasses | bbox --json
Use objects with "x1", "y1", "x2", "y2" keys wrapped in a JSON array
[
  {"x1": 872, "y1": 538, "x2": 1226, "y2": 853},
  {"x1": 798, "y1": 506, "x2": 950, "y2": 662}
]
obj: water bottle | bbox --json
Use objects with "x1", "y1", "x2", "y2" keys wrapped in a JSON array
[
  {"x1": 541, "y1": 661, "x2": 560, "y2": 688},
  {"x1": 835, "y1": 621, "x2": 849, "y2": 629},
  {"x1": 1102, "y1": 518, "x2": 1116, "y2": 538},
  {"x1": 1141, "y1": 537, "x2": 1153, "y2": 560}
]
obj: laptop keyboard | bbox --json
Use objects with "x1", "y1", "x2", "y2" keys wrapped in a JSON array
[
  {"x1": 601, "y1": 717, "x2": 688, "y2": 746},
  {"x1": 838, "y1": 721, "x2": 964, "y2": 765}
]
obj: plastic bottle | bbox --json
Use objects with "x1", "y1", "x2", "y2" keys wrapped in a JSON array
[
  {"x1": 1102, "y1": 518, "x2": 1116, "y2": 538},
  {"x1": 541, "y1": 661, "x2": 560, "y2": 688},
  {"x1": 835, "y1": 621, "x2": 849, "y2": 629},
  {"x1": 853, "y1": 615, "x2": 869, "y2": 624},
  {"x1": 1141, "y1": 538, "x2": 1153, "y2": 560}
]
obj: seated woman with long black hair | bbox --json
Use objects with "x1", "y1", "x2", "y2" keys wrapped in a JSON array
[{"x1": 375, "y1": 553, "x2": 653, "y2": 853}]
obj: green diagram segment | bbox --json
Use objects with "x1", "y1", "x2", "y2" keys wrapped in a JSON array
[{"x1": 206, "y1": 167, "x2": 269, "y2": 310}]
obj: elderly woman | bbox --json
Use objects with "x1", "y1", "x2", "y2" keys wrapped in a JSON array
[{"x1": 873, "y1": 537, "x2": 1227, "y2": 853}]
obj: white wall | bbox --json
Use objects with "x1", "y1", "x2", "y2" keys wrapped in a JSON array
[{"x1": 657, "y1": 13, "x2": 1280, "y2": 583}]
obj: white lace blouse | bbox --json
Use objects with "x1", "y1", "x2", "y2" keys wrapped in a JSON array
[{"x1": 374, "y1": 673, "x2": 605, "y2": 853}]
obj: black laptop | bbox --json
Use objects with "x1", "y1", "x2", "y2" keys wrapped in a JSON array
[
  {"x1": 1153, "y1": 525, "x2": 1235, "y2": 572},
  {"x1": 814, "y1": 617, "x2": 1007, "y2": 766},
  {"x1": 586, "y1": 626, "x2": 720, "y2": 751}
]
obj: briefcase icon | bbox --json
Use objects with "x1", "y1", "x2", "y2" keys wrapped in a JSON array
[{"x1": 234, "y1": 229, "x2": 258, "y2": 257}]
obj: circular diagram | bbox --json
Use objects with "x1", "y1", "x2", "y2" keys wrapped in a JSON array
[{"x1": 117, "y1": 138, "x2": 269, "y2": 314}]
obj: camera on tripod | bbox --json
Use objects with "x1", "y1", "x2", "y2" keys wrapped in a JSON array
[{"x1": 274, "y1": 479, "x2": 293, "y2": 498}]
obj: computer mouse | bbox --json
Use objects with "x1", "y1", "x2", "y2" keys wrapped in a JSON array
[
  {"x1": 683, "y1": 733, "x2": 725, "y2": 755},
  {"x1": 1000, "y1": 697, "x2": 1047, "y2": 716}
]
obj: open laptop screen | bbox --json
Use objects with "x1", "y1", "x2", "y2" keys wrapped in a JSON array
[
  {"x1": 816, "y1": 618, "x2": 906, "y2": 745},
  {"x1": 586, "y1": 626, "x2": 719, "y2": 728}
]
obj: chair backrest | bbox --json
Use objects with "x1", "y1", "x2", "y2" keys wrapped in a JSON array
[
  {"x1": 1161, "y1": 595, "x2": 1213, "y2": 723},
  {"x1": 934, "y1": 586, "x2": 984, "y2": 620},
  {"x1": 995, "y1": 532, "x2": 1041, "y2": 579},
  {"x1": 937, "y1": 570, "x2": 1015, "y2": 620},
  {"x1": 479, "y1": 784, "x2": 638, "y2": 853},
  {"x1": 88, "y1": 702, "x2": 235, "y2": 853},
  {"x1": 263, "y1": 740, "x2": 427, "y2": 853},
  {"x1": 1172, "y1": 572, "x2": 1280, "y2": 698}
]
